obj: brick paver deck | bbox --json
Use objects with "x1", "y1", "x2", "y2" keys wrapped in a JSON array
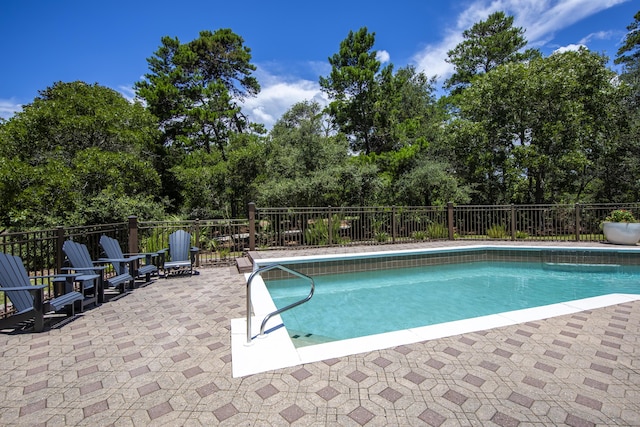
[{"x1": 0, "y1": 241, "x2": 639, "y2": 426}]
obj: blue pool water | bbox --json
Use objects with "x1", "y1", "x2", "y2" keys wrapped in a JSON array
[{"x1": 265, "y1": 261, "x2": 640, "y2": 344}]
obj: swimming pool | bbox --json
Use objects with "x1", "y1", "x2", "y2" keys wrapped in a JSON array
[
  {"x1": 266, "y1": 260, "x2": 640, "y2": 346},
  {"x1": 231, "y1": 244, "x2": 640, "y2": 377}
]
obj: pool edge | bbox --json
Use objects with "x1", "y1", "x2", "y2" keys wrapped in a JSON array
[{"x1": 232, "y1": 293, "x2": 640, "y2": 377}]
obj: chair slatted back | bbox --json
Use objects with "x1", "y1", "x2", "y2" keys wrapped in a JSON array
[
  {"x1": 99, "y1": 235, "x2": 125, "y2": 273},
  {"x1": 169, "y1": 230, "x2": 191, "y2": 262},
  {"x1": 0, "y1": 253, "x2": 36, "y2": 313},
  {"x1": 63, "y1": 240, "x2": 98, "y2": 273}
]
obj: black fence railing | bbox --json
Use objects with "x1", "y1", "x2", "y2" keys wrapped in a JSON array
[
  {"x1": 251, "y1": 203, "x2": 640, "y2": 248},
  {"x1": 1, "y1": 202, "x2": 639, "y2": 318}
]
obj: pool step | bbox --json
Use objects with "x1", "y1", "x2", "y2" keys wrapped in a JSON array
[
  {"x1": 288, "y1": 330, "x2": 335, "y2": 347},
  {"x1": 543, "y1": 262, "x2": 621, "y2": 273}
]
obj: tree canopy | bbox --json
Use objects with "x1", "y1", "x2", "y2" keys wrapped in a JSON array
[
  {"x1": 0, "y1": 81, "x2": 164, "y2": 229},
  {"x1": 135, "y1": 29, "x2": 261, "y2": 160},
  {"x1": 445, "y1": 11, "x2": 540, "y2": 92},
  {"x1": 1, "y1": 9, "x2": 640, "y2": 230}
]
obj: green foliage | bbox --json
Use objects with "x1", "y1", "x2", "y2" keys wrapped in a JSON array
[
  {"x1": 450, "y1": 48, "x2": 626, "y2": 204},
  {"x1": 0, "y1": 81, "x2": 164, "y2": 229},
  {"x1": 374, "y1": 231, "x2": 389, "y2": 242},
  {"x1": 0, "y1": 157, "x2": 77, "y2": 228},
  {"x1": 258, "y1": 103, "x2": 385, "y2": 207},
  {"x1": 615, "y1": 10, "x2": 640, "y2": 70},
  {"x1": 304, "y1": 215, "x2": 343, "y2": 245},
  {"x1": 427, "y1": 222, "x2": 448, "y2": 239},
  {"x1": 392, "y1": 156, "x2": 471, "y2": 206},
  {"x1": 411, "y1": 230, "x2": 428, "y2": 240},
  {"x1": 0, "y1": 81, "x2": 158, "y2": 162},
  {"x1": 73, "y1": 148, "x2": 161, "y2": 196},
  {"x1": 445, "y1": 11, "x2": 540, "y2": 92},
  {"x1": 2, "y1": 13, "x2": 640, "y2": 228},
  {"x1": 135, "y1": 29, "x2": 260, "y2": 159},
  {"x1": 487, "y1": 224, "x2": 509, "y2": 238},
  {"x1": 320, "y1": 28, "x2": 442, "y2": 156},
  {"x1": 515, "y1": 230, "x2": 529, "y2": 239},
  {"x1": 319, "y1": 27, "x2": 380, "y2": 154},
  {"x1": 604, "y1": 209, "x2": 637, "y2": 223}
]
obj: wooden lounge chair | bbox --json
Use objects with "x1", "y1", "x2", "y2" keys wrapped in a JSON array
[
  {"x1": 99, "y1": 235, "x2": 159, "y2": 284},
  {"x1": 0, "y1": 253, "x2": 83, "y2": 332},
  {"x1": 161, "y1": 230, "x2": 199, "y2": 277},
  {"x1": 62, "y1": 240, "x2": 131, "y2": 304}
]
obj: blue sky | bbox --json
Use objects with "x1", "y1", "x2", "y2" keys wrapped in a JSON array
[{"x1": 1, "y1": 0, "x2": 637, "y2": 128}]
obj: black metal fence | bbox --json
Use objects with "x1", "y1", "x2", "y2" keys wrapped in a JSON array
[
  {"x1": 251, "y1": 203, "x2": 640, "y2": 249},
  {"x1": 1, "y1": 202, "x2": 639, "y2": 317}
]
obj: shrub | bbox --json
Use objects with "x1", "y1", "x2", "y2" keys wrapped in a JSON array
[
  {"x1": 487, "y1": 224, "x2": 508, "y2": 238},
  {"x1": 427, "y1": 222, "x2": 448, "y2": 239},
  {"x1": 604, "y1": 209, "x2": 637, "y2": 223},
  {"x1": 375, "y1": 231, "x2": 389, "y2": 242},
  {"x1": 305, "y1": 215, "x2": 343, "y2": 245},
  {"x1": 412, "y1": 230, "x2": 429, "y2": 240}
]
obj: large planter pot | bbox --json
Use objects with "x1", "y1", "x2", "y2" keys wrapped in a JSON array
[{"x1": 602, "y1": 221, "x2": 640, "y2": 245}]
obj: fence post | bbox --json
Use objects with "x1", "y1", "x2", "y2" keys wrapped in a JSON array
[
  {"x1": 511, "y1": 204, "x2": 516, "y2": 240},
  {"x1": 194, "y1": 219, "x2": 200, "y2": 267},
  {"x1": 328, "y1": 206, "x2": 333, "y2": 246},
  {"x1": 248, "y1": 202, "x2": 256, "y2": 251},
  {"x1": 55, "y1": 226, "x2": 65, "y2": 274},
  {"x1": 128, "y1": 216, "x2": 138, "y2": 255},
  {"x1": 392, "y1": 206, "x2": 397, "y2": 243},
  {"x1": 447, "y1": 202, "x2": 454, "y2": 240},
  {"x1": 575, "y1": 203, "x2": 581, "y2": 242}
]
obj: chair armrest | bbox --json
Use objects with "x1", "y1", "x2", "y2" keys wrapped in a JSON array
[
  {"x1": 0, "y1": 285, "x2": 47, "y2": 292},
  {"x1": 31, "y1": 273, "x2": 71, "y2": 280},
  {"x1": 98, "y1": 257, "x2": 137, "y2": 263},
  {"x1": 123, "y1": 252, "x2": 156, "y2": 258},
  {"x1": 63, "y1": 266, "x2": 107, "y2": 272},
  {"x1": 36, "y1": 273, "x2": 79, "y2": 283}
]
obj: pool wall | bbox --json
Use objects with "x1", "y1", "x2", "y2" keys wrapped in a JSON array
[{"x1": 256, "y1": 245, "x2": 640, "y2": 280}]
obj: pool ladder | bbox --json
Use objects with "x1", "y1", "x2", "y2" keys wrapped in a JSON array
[{"x1": 246, "y1": 264, "x2": 315, "y2": 345}]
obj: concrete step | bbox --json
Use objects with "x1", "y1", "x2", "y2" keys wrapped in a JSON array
[{"x1": 235, "y1": 256, "x2": 253, "y2": 274}]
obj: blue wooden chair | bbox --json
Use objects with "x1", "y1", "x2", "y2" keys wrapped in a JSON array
[
  {"x1": 161, "y1": 230, "x2": 199, "y2": 277},
  {"x1": 63, "y1": 240, "x2": 132, "y2": 305},
  {"x1": 0, "y1": 253, "x2": 83, "y2": 332},
  {"x1": 99, "y1": 235, "x2": 159, "y2": 284}
]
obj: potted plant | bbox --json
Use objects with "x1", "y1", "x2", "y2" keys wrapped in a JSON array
[{"x1": 602, "y1": 209, "x2": 640, "y2": 245}]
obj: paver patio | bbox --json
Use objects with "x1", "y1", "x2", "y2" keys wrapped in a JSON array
[{"x1": 0, "y1": 241, "x2": 639, "y2": 426}]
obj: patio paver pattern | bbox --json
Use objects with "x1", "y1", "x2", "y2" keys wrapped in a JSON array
[{"x1": 0, "y1": 241, "x2": 639, "y2": 426}]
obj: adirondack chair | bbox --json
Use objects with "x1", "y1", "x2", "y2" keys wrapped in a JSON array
[
  {"x1": 0, "y1": 253, "x2": 84, "y2": 332},
  {"x1": 99, "y1": 235, "x2": 159, "y2": 284},
  {"x1": 161, "y1": 230, "x2": 199, "y2": 277},
  {"x1": 62, "y1": 240, "x2": 132, "y2": 305}
]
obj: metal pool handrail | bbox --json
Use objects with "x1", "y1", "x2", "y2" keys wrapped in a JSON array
[{"x1": 246, "y1": 264, "x2": 315, "y2": 345}]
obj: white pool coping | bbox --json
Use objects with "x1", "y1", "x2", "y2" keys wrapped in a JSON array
[
  {"x1": 231, "y1": 245, "x2": 640, "y2": 377},
  {"x1": 250, "y1": 243, "x2": 640, "y2": 266}
]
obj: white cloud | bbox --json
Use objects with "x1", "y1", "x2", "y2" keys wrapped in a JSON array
[
  {"x1": 241, "y1": 70, "x2": 328, "y2": 129},
  {"x1": 376, "y1": 50, "x2": 391, "y2": 64},
  {"x1": 411, "y1": 0, "x2": 629, "y2": 85},
  {"x1": 412, "y1": 30, "x2": 462, "y2": 81},
  {"x1": 553, "y1": 43, "x2": 587, "y2": 54},
  {"x1": 0, "y1": 98, "x2": 22, "y2": 120},
  {"x1": 117, "y1": 85, "x2": 136, "y2": 102},
  {"x1": 579, "y1": 30, "x2": 614, "y2": 44}
]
